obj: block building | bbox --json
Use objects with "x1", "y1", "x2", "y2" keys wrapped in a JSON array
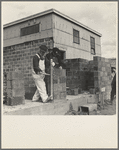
[{"x1": 3, "y1": 9, "x2": 102, "y2": 101}]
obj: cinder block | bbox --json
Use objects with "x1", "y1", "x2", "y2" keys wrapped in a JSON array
[
  {"x1": 61, "y1": 83, "x2": 66, "y2": 91},
  {"x1": 61, "y1": 69, "x2": 66, "y2": 76},
  {"x1": 53, "y1": 84, "x2": 59, "y2": 92},
  {"x1": 53, "y1": 77, "x2": 58, "y2": 84},
  {"x1": 67, "y1": 71, "x2": 72, "y2": 76},
  {"x1": 66, "y1": 79, "x2": 72, "y2": 85},
  {"x1": 59, "y1": 77, "x2": 66, "y2": 83},
  {"x1": 94, "y1": 81, "x2": 100, "y2": 87},
  {"x1": 73, "y1": 88, "x2": 78, "y2": 95},
  {"x1": 57, "y1": 84, "x2": 63, "y2": 92},
  {"x1": 60, "y1": 91, "x2": 66, "y2": 99},
  {"x1": 89, "y1": 88, "x2": 95, "y2": 94},
  {"x1": 7, "y1": 80, "x2": 24, "y2": 89},
  {"x1": 69, "y1": 88, "x2": 78, "y2": 95},
  {"x1": 3, "y1": 72, "x2": 7, "y2": 81},
  {"x1": 72, "y1": 62, "x2": 79, "y2": 69},
  {"x1": 6, "y1": 96, "x2": 25, "y2": 106},
  {"x1": 81, "y1": 104, "x2": 97, "y2": 113},
  {"x1": 25, "y1": 92, "x2": 35, "y2": 100},
  {"x1": 94, "y1": 71, "x2": 99, "y2": 77},
  {"x1": 29, "y1": 87, "x2": 37, "y2": 93},
  {"x1": 3, "y1": 82, "x2": 7, "y2": 86},
  {"x1": 78, "y1": 88, "x2": 82, "y2": 94},
  {"x1": 93, "y1": 56, "x2": 101, "y2": 61},
  {"x1": 53, "y1": 68, "x2": 62, "y2": 76},
  {"x1": 7, "y1": 71, "x2": 24, "y2": 80},
  {"x1": 71, "y1": 59, "x2": 79, "y2": 63},
  {"x1": 7, "y1": 88, "x2": 25, "y2": 97},
  {"x1": 53, "y1": 91, "x2": 60, "y2": 100}
]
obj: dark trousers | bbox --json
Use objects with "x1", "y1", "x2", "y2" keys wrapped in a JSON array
[{"x1": 111, "y1": 86, "x2": 116, "y2": 101}]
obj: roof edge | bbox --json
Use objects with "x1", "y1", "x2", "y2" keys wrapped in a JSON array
[
  {"x1": 53, "y1": 9, "x2": 102, "y2": 37},
  {"x1": 3, "y1": 8, "x2": 102, "y2": 37},
  {"x1": 3, "y1": 8, "x2": 54, "y2": 28}
]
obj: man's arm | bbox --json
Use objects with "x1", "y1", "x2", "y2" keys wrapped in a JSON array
[
  {"x1": 57, "y1": 56, "x2": 66, "y2": 69},
  {"x1": 111, "y1": 74, "x2": 116, "y2": 87},
  {"x1": 33, "y1": 55, "x2": 42, "y2": 74}
]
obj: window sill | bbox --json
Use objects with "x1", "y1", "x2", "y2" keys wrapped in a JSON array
[{"x1": 91, "y1": 52, "x2": 96, "y2": 55}]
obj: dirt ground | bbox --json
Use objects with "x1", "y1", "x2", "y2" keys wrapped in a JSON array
[
  {"x1": 96, "y1": 98, "x2": 116, "y2": 115},
  {"x1": 65, "y1": 98, "x2": 116, "y2": 115},
  {"x1": 3, "y1": 95, "x2": 116, "y2": 115},
  {"x1": 86, "y1": 98, "x2": 116, "y2": 115}
]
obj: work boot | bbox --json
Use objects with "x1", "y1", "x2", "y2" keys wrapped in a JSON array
[
  {"x1": 32, "y1": 97, "x2": 42, "y2": 102},
  {"x1": 44, "y1": 95, "x2": 53, "y2": 103}
]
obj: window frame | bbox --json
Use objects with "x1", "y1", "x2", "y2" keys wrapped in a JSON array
[
  {"x1": 20, "y1": 23, "x2": 40, "y2": 36},
  {"x1": 73, "y1": 29, "x2": 80, "y2": 44},
  {"x1": 90, "y1": 36, "x2": 95, "y2": 55}
]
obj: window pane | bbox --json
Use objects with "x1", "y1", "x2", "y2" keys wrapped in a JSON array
[
  {"x1": 73, "y1": 29, "x2": 79, "y2": 44},
  {"x1": 91, "y1": 48, "x2": 95, "y2": 54},
  {"x1": 21, "y1": 24, "x2": 39, "y2": 36},
  {"x1": 90, "y1": 37, "x2": 95, "y2": 54},
  {"x1": 74, "y1": 37, "x2": 79, "y2": 44},
  {"x1": 73, "y1": 29, "x2": 79, "y2": 37}
]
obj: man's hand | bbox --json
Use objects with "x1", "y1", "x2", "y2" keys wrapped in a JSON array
[
  {"x1": 59, "y1": 66, "x2": 62, "y2": 69},
  {"x1": 52, "y1": 62, "x2": 55, "y2": 66},
  {"x1": 37, "y1": 70, "x2": 43, "y2": 75}
]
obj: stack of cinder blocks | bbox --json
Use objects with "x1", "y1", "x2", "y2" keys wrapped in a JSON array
[
  {"x1": 3, "y1": 72, "x2": 7, "y2": 102},
  {"x1": 25, "y1": 77, "x2": 36, "y2": 100},
  {"x1": 53, "y1": 68, "x2": 66, "y2": 100},
  {"x1": 65, "y1": 56, "x2": 112, "y2": 100},
  {"x1": 66, "y1": 58, "x2": 89, "y2": 94},
  {"x1": 45, "y1": 67, "x2": 66, "y2": 100},
  {"x1": 88, "y1": 61, "x2": 95, "y2": 90},
  {"x1": 93, "y1": 56, "x2": 112, "y2": 104},
  {"x1": 6, "y1": 71, "x2": 25, "y2": 105}
]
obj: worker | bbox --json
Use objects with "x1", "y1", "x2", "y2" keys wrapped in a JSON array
[
  {"x1": 32, "y1": 45, "x2": 52, "y2": 103},
  {"x1": 105, "y1": 68, "x2": 116, "y2": 105},
  {"x1": 110, "y1": 69, "x2": 116, "y2": 104},
  {"x1": 45, "y1": 47, "x2": 66, "y2": 69},
  {"x1": 45, "y1": 47, "x2": 66, "y2": 94}
]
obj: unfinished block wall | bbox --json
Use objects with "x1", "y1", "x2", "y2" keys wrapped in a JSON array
[
  {"x1": 3, "y1": 71, "x2": 25, "y2": 105},
  {"x1": 3, "y1": 38, "x2": 53, "y2": 99},
  {"x1": 3, "y1": 72, "x2": 7, "y2": 102},
  {"x1": 93, "y1": 56, "x2": 112, "y2": 101},
  {"x1": 45, "y1": 67, "x2": 66, "y2": 100},
  {"x1": 66, "y1": 58, "x2": 90, "y2": 92},
  {"x1": 66, "y1": 56, "x2": 112, "y2": 101},
  {"x1": 53, "y1": 68, "x2": 66, "y2": 100}
]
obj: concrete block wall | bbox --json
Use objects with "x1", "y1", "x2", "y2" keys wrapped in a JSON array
[
  {"x1": 3, "y1": 38, "x2": 53, "y2": 99},
  {"x1": 66, "y1": 58, "x2": 90, "y2": 92},
  {"x1": 45, "y1": 68, "x2": 66, "y2": 100},
  {"x1": 53, "y1": 68, "x2": 66, "y2": 100},
  {"x1": 93, "y1": 56, "x2": 112, "y2": 101},
  {"x1": 3, "y1": 72, "x2": 7, "y2": 102},
  {"x1": 65, "y1": 56, "x2": 112, "y2": 100},
  {"x1": 5, "y1": 71, "x2": 25, "y2": 105}
]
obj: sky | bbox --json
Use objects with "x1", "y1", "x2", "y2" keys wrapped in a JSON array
[{"x1": 2, "y1": 1, "x2": 117, "y2": 58}]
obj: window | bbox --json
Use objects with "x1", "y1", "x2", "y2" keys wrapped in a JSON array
[
  {"x1": 73, "y1": 29, "x2": 80, "y2": 44},
  {"x1": 90, "y1": 37, "x2": 95, "y2": 55},
  {"x1": 21, "y1": 24, "x2": 40, "y2": 36}
]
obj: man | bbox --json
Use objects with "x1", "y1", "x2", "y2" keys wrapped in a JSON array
[
  {"x1": 105, "y1": 68, "x2": 116, "y2": 105},
  {"x1": 45, "y1": 47, "x2": 66, "y2": 69},
  {"x1": 32, "y1": 45, "x2": 52, "y2": 103},
  {"x1": 45, "y1": 47, "x2": 67, "y2": 94},
  {"x1": 110, "y1": 69, "x2": 116, "y2": 104}
]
